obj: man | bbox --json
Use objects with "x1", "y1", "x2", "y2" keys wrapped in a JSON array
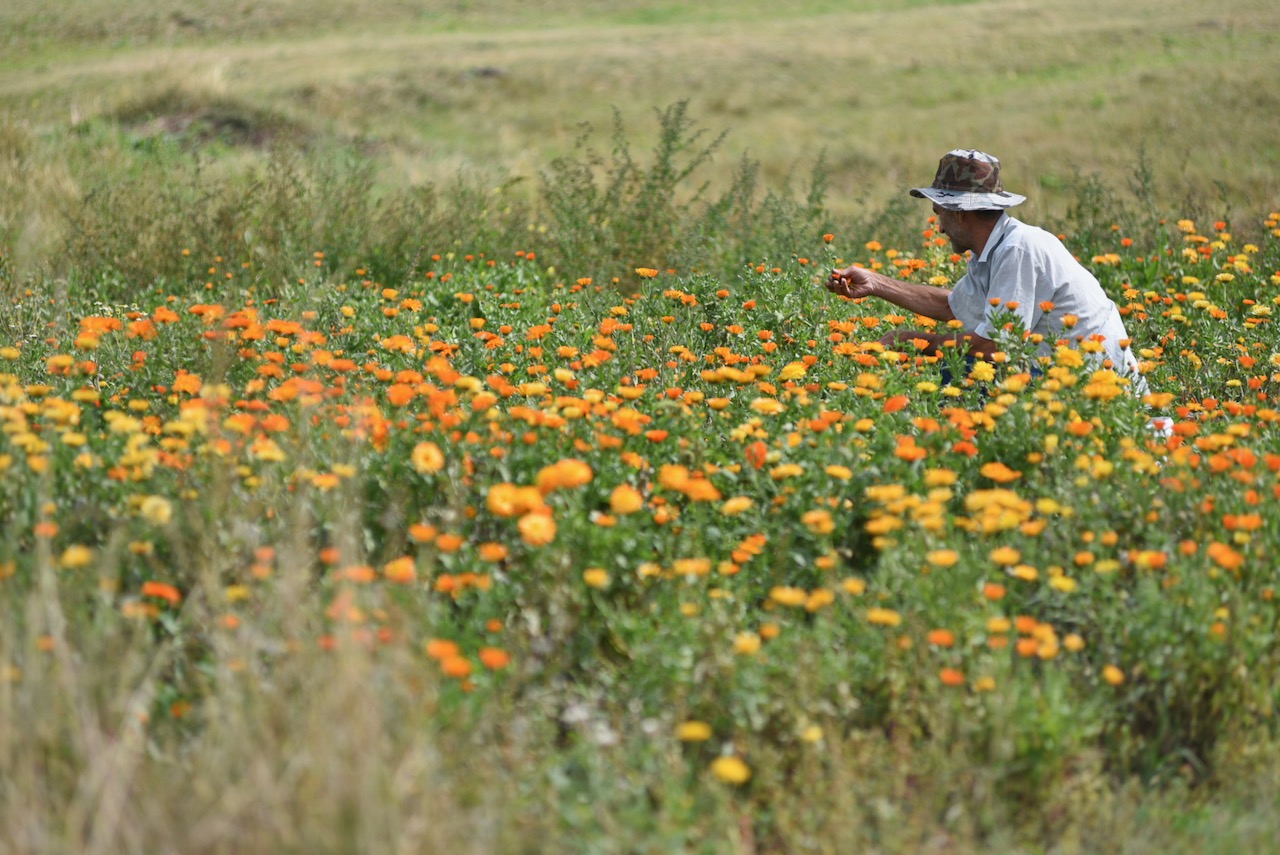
[{"x1": 826, "y1": 149, "x2": 1144, "y2": 387}]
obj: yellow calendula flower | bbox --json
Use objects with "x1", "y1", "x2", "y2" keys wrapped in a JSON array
[
  {"x1": 59, "y1": 544, "x2": 95, "y2": 569},
  {"x1": 866, "y1": 607, "x2": 902, "y2": 627},
  {"x1": 989, "y1": 546, "x2": 1022, "y2": 566},
  {"x1": 1009, "y1": 564, "x2": 1038, "y2": 582},
  {"x1": 769, "y1": 586, "x2": 808, "y2": 608},
  {"x1": 733, "y1": 632, "x2": 762, "y2": 655},
  {"x1": 926, "y1": 549, "x2": 959, "y2": 568},
  {"x1": 676, "y1": 721, "x2": 712, "y2": 742},
  {"x1": 769, "y1": 463, "x2": 804, "y2": 480},
  {"x1": 801, "y1": 509, "x2": 836, "y2": 535},
  {"x1": 970, "y1": 360, "x2": 996, "y2": 382},
  {"x1": 806, "y1": 588, "x2": 835, "y2": 612},
  {"x1": 710, "y1": 756, "x2": 751, "y2": 785},
  {"x1": 778, "y1": 361, "x2": 808, "y2": 381},
  {"x1": 842, "y1": 577, "x2": 867, "y2": 595},
  {"x1": 750, "y1": 397, "x2": 785, "y2": 415},
  {"x1": 924, "y1": 468, "x2": 958, "y2": 487},
  {"x1": 139, "y1": 495, "x2": 173, "y2": 526}
]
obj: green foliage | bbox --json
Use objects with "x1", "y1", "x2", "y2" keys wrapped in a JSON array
[{"x1": 539, "y1": 101, "x2": 836, "y2": 284}]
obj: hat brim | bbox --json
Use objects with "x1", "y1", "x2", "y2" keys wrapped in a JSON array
[{"x1": 910, "y1": 187, "x2": 1026, "y2": 211}]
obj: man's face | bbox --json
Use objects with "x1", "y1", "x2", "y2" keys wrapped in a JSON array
[{"x1": 932, "y1": 204, "x2": 974, "y2": 254}]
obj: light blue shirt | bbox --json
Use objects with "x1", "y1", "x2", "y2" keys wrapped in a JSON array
[{"x1": 947, "y1": 213, "x2": 1144, "y2": 383}]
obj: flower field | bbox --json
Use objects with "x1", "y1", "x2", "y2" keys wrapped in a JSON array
[{"x1": 3, "y1": 210, "x2": 1280, "y2": 851}]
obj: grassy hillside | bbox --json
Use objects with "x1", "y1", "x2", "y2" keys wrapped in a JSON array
[{"x1": 2, "y1": 0, "x2": 1278, "y2": 279}]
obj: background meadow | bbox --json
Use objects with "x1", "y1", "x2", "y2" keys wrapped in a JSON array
[{"x1": 2, "y1": 1, "x2": 1280, "y2": 853}]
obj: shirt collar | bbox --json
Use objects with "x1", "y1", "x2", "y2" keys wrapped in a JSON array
[{"x1": 974, "y1": 212, "x2": 1015, "y2": 264}]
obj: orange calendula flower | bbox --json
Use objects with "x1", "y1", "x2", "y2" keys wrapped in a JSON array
[
  {"x1": 1206, "y1": 541, "x2": 1244, "y2": 571},
  {"x1": 411, "y1": 442, "x2": 445, "y2": 474},
  {"x1": 927, "y1": 629, "x2": 956, "y2": 648},
  {"x1": 479, "y1": 647, "x2": 510, "y2": 670},
  {"x1": 171, "y1": 372, "x2": 203, "y2": 395},
  {"x1": 335, "y1": 564, "x2": 377, "y2": 583},
  {"x1": 435, "y1": 533, "x2": 464, "y2": 553},
  {"x1": 408, "y1": 523, "x2": 438, "y2": 543},
  {"x1": 634, "y1": 268, "x2": 659, "y2": 278},
  {"x1": 383, "y1": 557, "x2": 416, "y2": 583},
  {"x1": 386, "y1": 383, "x2": 417, "y2": 407},
  {"x1": 424, "y1": 638, "x2": 459, "y2": 660},
  {"x1": 609, "y1": 484, "x2": 645, "y2": 515},
  {"x1": 536, "y1": 458, "x2": 594, "y2": 493},
  {"x1": 980, "y1": 461, "x2": 1022, "y2": 483},
  {"x1": 487, "y1": 484, "x2": 545, "y2": 518},
  {"x1": 882, "y1": 395, "x2": 909, "y2": 414},
  {"x1": 518, "y1": 512, "x2": 556, "y2": 547},
  {"x1": 141, "y1": 581, "x2": 182, "y2": 606},
  {"x1": 658, "y1": 465, "x2": 691, "y2": 492}
]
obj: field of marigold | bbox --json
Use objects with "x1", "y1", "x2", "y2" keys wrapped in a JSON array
[{"x1": 3, "y1": 211, "x2": 1280, "y2": 852}]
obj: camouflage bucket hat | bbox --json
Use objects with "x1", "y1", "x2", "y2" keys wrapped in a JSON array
[{"x1": 909, "y1": 149, "x2": 1026, "y2": 211}]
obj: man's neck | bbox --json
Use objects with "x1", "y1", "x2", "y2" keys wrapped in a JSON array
[{"x1": 969, "y1": 214, "x2": 1004, "y2": 258}]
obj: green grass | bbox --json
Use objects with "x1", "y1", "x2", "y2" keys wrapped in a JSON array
[{"x1": 2, "y1": 0, "x2": 1278, "y2": 280}]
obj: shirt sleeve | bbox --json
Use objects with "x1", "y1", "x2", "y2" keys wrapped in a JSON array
[
  {"x1": 946, "y1": 272, "x2": 980, "y2": 330},
  {"x1": 972, "y1": 244, "x2": 1050, "y2": 341}
]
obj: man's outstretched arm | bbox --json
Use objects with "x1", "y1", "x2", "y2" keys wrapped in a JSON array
[{"x1": 826, "y1": 265, "x2": 956, "y2": 322}]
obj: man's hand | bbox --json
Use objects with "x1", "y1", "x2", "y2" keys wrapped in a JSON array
[{"x1": 826, "y1": 266, "x2": 876, "y2": 300}]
